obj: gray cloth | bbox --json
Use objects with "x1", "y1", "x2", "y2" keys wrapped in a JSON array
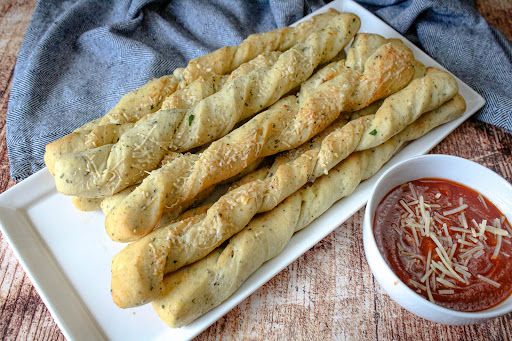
[{"x1": 6, "y1": 0, "x2": 512, "y2": 181}]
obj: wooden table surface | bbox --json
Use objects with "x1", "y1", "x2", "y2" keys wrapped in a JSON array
[{"x1": 1, "y1": 1, "x2": 512, "y2": 340}]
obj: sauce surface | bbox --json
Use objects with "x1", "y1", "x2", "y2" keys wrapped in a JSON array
[{"x1": 374, "y1": 178, "x2": 512, "y2": 311}]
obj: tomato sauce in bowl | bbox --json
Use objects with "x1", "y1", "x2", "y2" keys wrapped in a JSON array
[{"x1": 374, "y1": 178, "x2": 512, "y2": 312}]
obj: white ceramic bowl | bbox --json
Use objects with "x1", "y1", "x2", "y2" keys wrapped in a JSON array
[{"x1": 363, "y1": 154, "x2": 512, "y2": 325}]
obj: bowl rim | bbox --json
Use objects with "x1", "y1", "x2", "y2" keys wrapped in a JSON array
[{"x1": 363, "y1": 153, "x2": 512, "y2": 319}]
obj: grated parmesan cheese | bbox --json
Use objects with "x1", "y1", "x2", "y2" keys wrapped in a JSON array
[
  {"x1": 385, "y1": 181, "x2": 512, "y2": 308},
  {"x1": 439, "y1": 289, "x2": 455, "y2": 295},
  {"x1": 443, "y1": 204, "x2": 468, "y2": 216},
  {"x1": 436, "y1": 277, "x2": 456, "y2": 288},
  {"x1": 477, "y1": 274, "x2": 501, "y2": 288},
  {"x1": 492, "y1": 235, "x2": 503, "y2": 259},
  {"x1": 426, "y1": 276, "x2": 434, "y2": 303},
  {"x1": 409, "y1": 280, "x2": 427, "y2": 291},
  {"x1": 485, "y1": 225, "x2": 509, "y2": 236},
  {"x1": 419, "y1": 196, "x2": 430, "y2": 236},
  {"x1": 478, "y1": 193, "x2": 488, "y2": 210}
]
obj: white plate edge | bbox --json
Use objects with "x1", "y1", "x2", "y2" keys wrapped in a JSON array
[{"x1": 0, "y1": 200, "x2": 106, "y2": 341}]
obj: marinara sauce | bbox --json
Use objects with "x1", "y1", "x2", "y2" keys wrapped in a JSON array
[{"x1": 374, "y1": 178, "x2": 512, "y2": 311}]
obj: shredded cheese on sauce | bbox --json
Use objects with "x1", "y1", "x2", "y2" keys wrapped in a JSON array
[
  {"x1": 443, "y1": 204, "x2": 468, "y2": 216},
  {"x1": 397, "y1": 182, "x2": 511, "y2": 304},
  {"x1": 478, "y1": 193, "x2": 489, "y2": 210},
  {"x1": 477, "y1": 274, "x2": 501, "y2": 288}
]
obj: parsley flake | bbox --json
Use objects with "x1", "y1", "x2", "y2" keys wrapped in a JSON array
[
  {"x1": 188, "y1": 115, "x2": 195, "y2": 126},
  {"x1": 369, "y1": 129, "x2": 377, "y2": 136}
]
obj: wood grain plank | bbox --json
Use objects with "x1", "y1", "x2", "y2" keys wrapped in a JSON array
[
  {"x1": 0, "y1": 1, "x2": 62, "y2": 341},
  {"x1": 476, "y1": 0, "x2": 512, "y2": 40}
]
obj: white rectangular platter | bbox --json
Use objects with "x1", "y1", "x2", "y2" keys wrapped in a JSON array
[{"x1": 0, "y1": 0, "x2": 485, "y2": 340}]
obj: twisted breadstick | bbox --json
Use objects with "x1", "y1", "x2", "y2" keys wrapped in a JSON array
[
  {"x1": 150, "y1": 94, "x2": 466, "y2": 327},
  {"x1": 106, "y1": 38, "x2": 417, "y2": 242},
  {"x1": 109, "y1": 115, "x2": 367, "y2": 306},
  {"x1": 356, "y1": 67, "x2": 458, "y2": 150},
  {"x1": 44, "y1": 73, "x2": 183, "y2": 175},
  {"x1": 87, "y1": 51, "x2": 283, "y2": 151},
  {"x1": 70, "y1": 196, "x2": 103, "y2": 212},
  {"x1": 101, "y1": 74, "x2": 183, "y2": 126},
  {"x1": 52, "y1": 71, "x2": 279, "y2": 213},
  {"x1": 343, "y1": 59, "x2": 427, "y2": 123},
  {"x1": 109, "y1": 85, "x2": 465, "y2": 308},
  {"x1": 45, "y1": 51, "x2": 282, "y2": 177},
  {"x1": 43, "y1": 77, "x2": 194, "y2": 177},
  {"x1": 98, "y1": 9, "x2": 342, "y2": 124},
  {"x1": 178, "y1": 9, "x2": 342, "y2": 88},
  {"x1": 53, "y1": 13, "x2": 360, "y2": 198},
  {"x1": 160, "y1": 51, "x2": 282, "y2": 111},
  {"x1": 45, "y1": 10, "x2": 339, "y2": 175},
  {"x1": 44, "y1": 120, "x2": 136, "y2": 176}
]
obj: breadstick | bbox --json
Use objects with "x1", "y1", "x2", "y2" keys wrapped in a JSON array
[
  {"x1": 44, "y1": 122, "x2": 135, "y2": 176},
  {"x1": 160, "y1": 74, "x2": 227, "y2": 111},
  {"x1": 44, "y1": 72, "x2": 183, "y2": 175},
  {"x1": 178, "y1": 9, "x2": 343, "y2": 88},
  {"x1": 106, "y1": 36, "x2": 415, "y2": 242},
  {"x1": 73, "y1": 8, "x2": 341, "y2": 124},
  {"x1": 345, "y1": 60, "x2": 427, "y2": 122},
  {"x1": 161, "y1": 52, "x2": 282, "y2": 111},
  {"x1": 110, "y1": 92, "x2": 465, "y2": 308},
  {"x1": 356, "y1": 67, "x2": 458, "y2": 150},
  {"x1": 100, "y1": 155, "x2": 262, "y2": 220},
  {"x1": 101, "y1": 186, "x2": 136, "y2": 215},
  {"x1": 101, "y1": 74, "x2": 183, "y2": 126},
  {"x1": 112, "y1": 51, "x2": 283, "y2": 138},
  {"x1": 151, "y1": 94, "x2": 466, "y2": 327},
  {"x1": 152, "y1": 194, "x2": 302, "y2": 328},
  {"x1": 43, "y1": 76, "x2": 202, "y2": 176},
  {"x1": 53, "y1": 13, "x2": 361, "y2": 198},
  {"x1": 44, "y1": 51, "x2": 282, "y2": 176},
  {"x1": 98, "y1": 151, "x2": 186, "y2": 214},
  {"x1": 297, "y1": 33, "x2": 388, "y2": 99},
  {"x1": 71, "y1": 196, "x2": 103, "y2": 212},
  {"x1": 44, "y1": 9, "x2": 339, "y2": 175}
]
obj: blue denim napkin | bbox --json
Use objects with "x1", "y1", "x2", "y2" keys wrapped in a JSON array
[{"x1": 7, "y1": 0, "x2": 512, "y2": 180}]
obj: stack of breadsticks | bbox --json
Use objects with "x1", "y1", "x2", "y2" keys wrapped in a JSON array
[{"x1": 44, "y1": 9, "x2": 466, "y2": 328}]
